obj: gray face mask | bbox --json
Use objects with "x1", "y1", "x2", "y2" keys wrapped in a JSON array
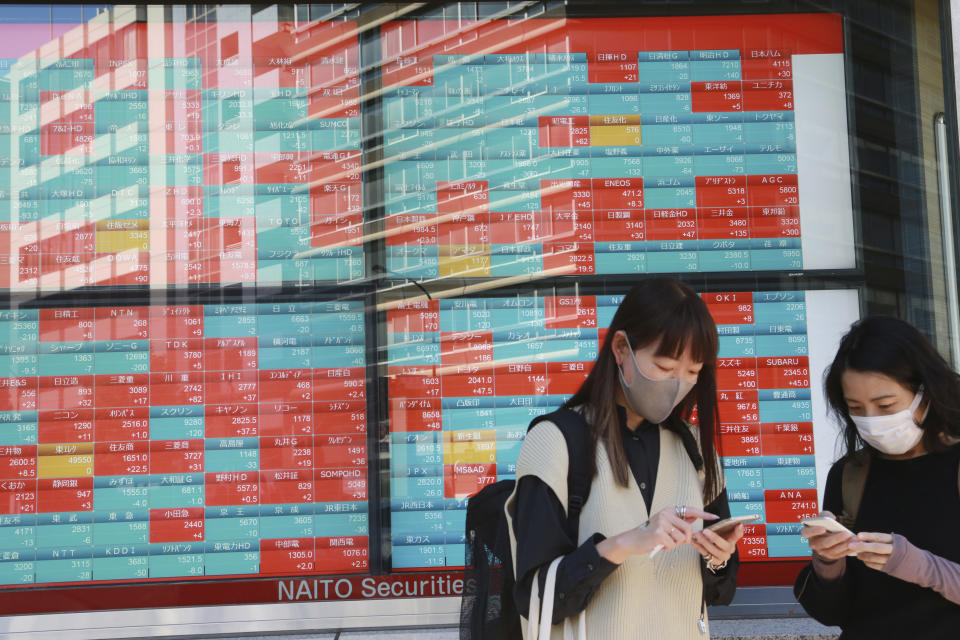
[{"x1": 617, "y1": 334, "x2": 696, "y2": 424}]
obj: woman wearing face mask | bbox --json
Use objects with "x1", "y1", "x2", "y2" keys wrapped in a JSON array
[
  {"x1": 505, "y1": 279, "x2": 743, "y2": 639},
  {"x1": 795, "y1": 316, "x2": 960, "y2": 639}
]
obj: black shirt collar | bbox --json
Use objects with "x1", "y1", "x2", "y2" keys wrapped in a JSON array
[{"x1": 616, "y1": 404, "x2": 659, "y2": 434}]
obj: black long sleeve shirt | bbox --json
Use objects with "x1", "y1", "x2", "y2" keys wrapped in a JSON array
[
  {"x1": 794, "y1": 444, "x2": 960, "y2": 639},
  {"x1": 512, "y1": 409, "x2": 739, "y2": 624}
]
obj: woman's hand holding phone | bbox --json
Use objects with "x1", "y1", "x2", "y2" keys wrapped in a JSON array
[
  {"x1": 692, "y1": 522, "x2": 745, "y2": 567},
  {"x1": 849, "y1": 532, "x2": 895, "y2": 571},
  {"x1": 802, "y1": 510, "x2": 856, "y2": 565},
  {"x1": 597, "y1": 506, "x2": 716, "y2": 565}
]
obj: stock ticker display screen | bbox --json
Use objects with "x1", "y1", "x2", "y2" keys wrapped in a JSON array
[
  {"x1": 379, "y1": 14, "x2": 853, "y2": 280},
  {"x1": 0, "y1": 301, "x2": 369, "y2": 586},
  {"x1": 379, "y1": 12, "x2": 850, "y2": 570},
  {"x1": 386, "y1": 291, "x2": 818, "y2": 569}
]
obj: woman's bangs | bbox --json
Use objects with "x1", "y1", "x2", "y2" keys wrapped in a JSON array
[{"x1": 653, "y1": 300, "x2": 718, "y2": 364}]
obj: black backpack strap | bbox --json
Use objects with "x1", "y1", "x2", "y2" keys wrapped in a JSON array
[
  {"x1": 838, "y1": 449, "x2": 871, "y2": 529},
  {"x1": 666, "y1": 419, "x2": 704, "y2": 472},
  {"x1": 529, "y1": 408, "x2": 593, "y2": 534}
]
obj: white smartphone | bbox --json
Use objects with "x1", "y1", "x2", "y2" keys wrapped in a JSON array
[
  {"x1": 801, "y1": 516, "x2": 854, "y2": 535},
  {"x1": 801, "y1": 516, "x2": 858, "y2": 556},
  {"x1": 705, "y1": 513, "x2": 761, "y2": 533}
]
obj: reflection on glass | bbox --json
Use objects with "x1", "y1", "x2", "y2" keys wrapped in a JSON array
[
  {"x1": 0, "y1": 5, "x2": 361, "y2": 291},
  {"x1": 0, "y1": 0, "x2": 951, "y2": 614},
  {"x1": 379, "y1": 14, "x2": 854, "y2": 282}
]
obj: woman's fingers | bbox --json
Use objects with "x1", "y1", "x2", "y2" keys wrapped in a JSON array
[
  {"x1": 647, "y1": 512, "x2": 680, "y2": 551},
  {"x1": 848, "y1": 540, "x2": 892, "y2": 555},
  {"x1": 848, "y1": 532, "x2": 894, "y2": 563},
  {"x1": 700, "y1": 527, "x2": 736, "y2": 552},
  {"x1": 809, "y1": 531, "x2": 854, "y2": 560},
  {"x1": 666, "y1": 522, "x2": 688, "y2": 546},
  {"x1": 655, "y1": 528, "x2": 679, "y2": 551},
  {"x1": 692, "y1": 532, "x2": 725, "y2": 558},
  {"x1": 801, "y1": 525, "x2": 826, "y2": 539},
  {"x1": 691, "y1": 539, "x2": 708, "y2": 556},
  {"x1": 652, "y1": 513, "x2": 691, "y2": 548},
  {"x1": 728, "y1": 523, "x2": 745, "y2": 544},
  {"x1": 856, "y1": 531, "x2": 893, "y2": 544},
  {"x1": 692, "y1": 535, "x2": 723, "y2": 559},
  {"x1": 676, "y1": 507, "x2": 718, "y2": 523},
  {"x1": 695, "y1": 526, "x2": 742, "y2": 563},
  {"x1": 808, "y1": 531, "x2": 852, "y2": 549},
  {"x1": 858, "y1": 553, "x2": 888, "y2": 570},
  {"x1": 664, "y1": 513, "x2": 694, "y2": 543},
  {"x1": 817, "y1": 537, "x2": 853, "y2": 555},
  {"x1": 648, "y1": 507, "x2": 745, "y2": 557},
  {"x1": 857, "y1": 552, "x2": 884, "y2": 563}
]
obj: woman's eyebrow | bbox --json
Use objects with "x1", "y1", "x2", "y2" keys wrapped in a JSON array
[{"x1": 845, "y1": 393, "x2": 897, "y2": 403}]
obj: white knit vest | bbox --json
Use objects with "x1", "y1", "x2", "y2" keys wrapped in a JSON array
[{"x1": 506, "y1": 420, "x2": 711, "y2": 640}]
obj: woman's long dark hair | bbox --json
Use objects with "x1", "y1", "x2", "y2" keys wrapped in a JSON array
[
  {"x1": 564, "y1": 278, "x2": 723, "y2": 502},
  {"x1": 825, "y1": 316, "x2": 960, "y2": 458}
]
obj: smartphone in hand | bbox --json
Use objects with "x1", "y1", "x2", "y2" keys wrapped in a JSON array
[
  {"x1": 801, "y1": 516, "x2": 858, "y2": 556},
  {"x1": 801, "y1": 516, "x2": 854, "y2": 535},
  {"x1": 705, "y1": 514, "x2": 761, "y2": 534}
]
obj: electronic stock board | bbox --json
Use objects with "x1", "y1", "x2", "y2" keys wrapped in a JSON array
[
  {"x1": 381, "y1": 13, "x2": 856, "y2": 574},
  {"x1": 386, "y1": 289, "x2": 859, "y2": 571}
]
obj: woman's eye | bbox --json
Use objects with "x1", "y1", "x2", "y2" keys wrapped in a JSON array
[{"x1": 878, "y1": 405, "x2": 895, "y2": 411}]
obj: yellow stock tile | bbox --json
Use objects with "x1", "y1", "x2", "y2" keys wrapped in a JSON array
[
  {"x1": 96, "y1": 229, "x2": 149, "y2": 252},
  {"x1": 38, "y1": 455, "x2": 94, "y2": 478},
  {"x1": 438, "y1": 247, "x2": 491, "y2": 277},
  {"x1": 590, "y1": 124, "x2": 642, "y2": 146},
  {"x1": 443, "y1": 440, "x2": 497, "y2": 463}
]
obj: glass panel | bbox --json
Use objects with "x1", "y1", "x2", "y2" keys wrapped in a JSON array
[{"x1": 0, "y1": 0, "x2": 953, "y2": 622}]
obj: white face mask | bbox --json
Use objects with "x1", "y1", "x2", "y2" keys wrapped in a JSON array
[{"x1": 850, "y1": 389, "x2": 926, "y2": 455}]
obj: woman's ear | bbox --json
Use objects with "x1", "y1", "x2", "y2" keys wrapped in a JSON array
[
  {"x1": 611, "y1": 330, "x2": 626, "y2": 367},
  {"x1": 916, "y1": 393, "x2": 931, "y2": 425},
  {"x1": 940, "y1": 432, "x2": 960, "y2": 446}
]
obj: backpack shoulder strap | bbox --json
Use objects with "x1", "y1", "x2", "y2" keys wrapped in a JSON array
[
  {"x1": 529, "y1": 408, "x2": 592, "y2": 532},
  {"x1": 838, "y1": 448, "x2": 960, "y2": 527},
  {"x1": 838, "y1": 449, "x2": 871, "y2": 529}
]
